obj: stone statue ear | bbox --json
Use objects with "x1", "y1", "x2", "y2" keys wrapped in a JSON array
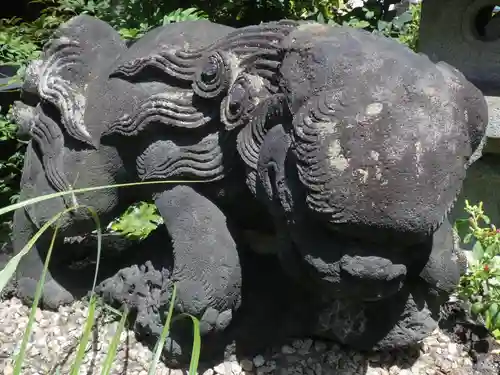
[{"x1": 192, "y1": 50, "x2": 232, "y2": 99}]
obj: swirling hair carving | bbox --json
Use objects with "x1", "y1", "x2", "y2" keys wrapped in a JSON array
[{"x1": 28, "y1": 37, "x2": 92, "y2": 147}]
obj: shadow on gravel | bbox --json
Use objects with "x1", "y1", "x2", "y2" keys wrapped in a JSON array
[
  {"x1": 0, "y1": 226, "x2": 427, "y2": 374},
  {"x1": 439, "y1": 300, "x2": 500, "y2": 375}
]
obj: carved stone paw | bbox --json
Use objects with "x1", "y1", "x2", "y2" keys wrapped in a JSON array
[
  {"x1": 96, "y1": 261, "x2": 235, "y2": 366},
  {"x1": 16, "y1": 277, "x2": 74, "y2": 310},
  {"x1": 313, "y1": 284, "x2": 438, "y2": 351}
]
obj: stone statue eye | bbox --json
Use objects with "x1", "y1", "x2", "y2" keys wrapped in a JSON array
[
  {"x1": 193, "y1": 51, "x2": 230, "y2": 99},
  {"x1": 228, "y1": 84, "x2": 246, "y2": 114},
  {"x1": 200, "y1": 58, "x2": 218, "y2": 83},
  {"x1": 221, "y1": 74, "x2": 255, "y2": 130}
]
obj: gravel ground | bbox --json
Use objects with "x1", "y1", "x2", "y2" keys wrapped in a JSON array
[{"x1": 0, "y1": 297, "x2": 495, "y2": 375}]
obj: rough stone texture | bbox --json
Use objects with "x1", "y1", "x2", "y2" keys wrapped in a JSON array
[
  {"x1": 8, "y1": 16, "x2": 488, "y2": 366},
  {"x1": 419, "y1": 0, "x2": 500, "y2": 95},
  {"x1": 484, "y1": 96, "x2": 500, "y2": 139}
]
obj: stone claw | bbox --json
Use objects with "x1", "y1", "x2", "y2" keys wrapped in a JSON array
[{"x1": 16, "y1": 277, "x2": 74, "y2": 310}]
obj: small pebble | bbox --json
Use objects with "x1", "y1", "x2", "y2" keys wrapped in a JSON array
[
  {"x1": 0, "y1": 296, "x2": 492, "y2": 375},
  {"x1": 299, "y1": 339, "x2": 313, "y2": 354},
  {"x1": 214, "y1": 363, "x2": 228, "y2": 374},
  {"x1": 231, "y1": 361, "x2": 242, "y2": 374},
  {"x1": 292, "y1": 339, "x2": 303, "y2": 349},
  {"x1": 240, "y1": 359, "x2": 253, "y2": 371},
  {"x1": 314, "y1": 341, "x2": 327, "y2": 353},
  {"x1": 34, "y1": 308, "x2": 43, "y2": 322},
  {"x1": 253, "y1": 355, "x2": 266, "y2": 368},
  {"x1": 448, "y1": 343, "x2": 458, "y2": 355}
]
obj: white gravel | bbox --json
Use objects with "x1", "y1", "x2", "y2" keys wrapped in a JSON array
[{"x1": 0, "y1": 297, "x2": 483, "y2": 375}]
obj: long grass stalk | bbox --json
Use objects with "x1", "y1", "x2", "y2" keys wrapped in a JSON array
[
  {"x1": 69, "y1": 294, "x2": 98, "y2": 374},
  {"x1": 100, "y1": 306, "x2": 129, "y2": 375},
  {"x1": 0, "y1": 179, "x2": 205, "y2": 218},
  {"x1": 148, "y1": 284, "x2": 178, "y2": 375},
  {"x1": 12, "y1": 204, "x2": 101, "y2": 374}
]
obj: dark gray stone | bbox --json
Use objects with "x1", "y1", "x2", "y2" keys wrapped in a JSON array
[{"x1": 9, "y1": 16, "x2": 487, "y2": 365}]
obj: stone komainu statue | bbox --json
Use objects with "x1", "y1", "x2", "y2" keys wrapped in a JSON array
[{"x1": 10, "y1": 15, "x2": 488, "y2": 364}]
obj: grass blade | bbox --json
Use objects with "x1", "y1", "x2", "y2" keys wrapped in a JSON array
[
  {"x1": 6, "y1": 204, "x2": 102, "y2": 374},
  {"x1": 100, "y1": 307, "x2": 128, "y2": 375},
  {"x1": 69, "y1": 205, "x2": 102, "y2": 375},
  {"x1": 69, "y1": 294, "x2": 97, "y2": 375},
  {"x1": 0, "y1": 179, "x2": 206, "y2": 218},
  {"x1": 148, "y1": 284, "x2": 177, "y2": 375},
  {"x1": 13, "y1": 205, "x2": 76, "y2": 373},
  {"x1": 0, "y1": 206, "x2": 78, "y2": 294},
  {"x1": 86, "y1": 207, "x2": 102, "y2": 293},
  {"x1": 182, "y1": 313, "x2": 201, "y2": 375},
  {"x1": 168, "y1": 313, "x2": 202, "y2": 375}
]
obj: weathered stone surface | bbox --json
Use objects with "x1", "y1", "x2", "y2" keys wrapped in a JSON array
[
  {"x1": 8, "y1": 15, "x2": 488, "y2": 366},
  {"x1": 484, "y1": 96, "x2": 500, "y2": 140}
]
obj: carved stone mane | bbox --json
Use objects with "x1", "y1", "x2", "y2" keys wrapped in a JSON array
[{"x1": 13, "y1": 16, "x2": 127, "y2": 202}]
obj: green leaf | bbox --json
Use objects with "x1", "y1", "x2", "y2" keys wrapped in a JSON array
[
  {"x1": 485, "y1": 243, "x2": 500, "y2": 258},
  {"x1": 472, "y1": 241, "x2": 485, "y2": 261},
  {"x1": 377, "y1": 20, "x2": 389, "y2": 31},
  {"x1": 356, "y1": 20, "x2": 371, "y2": 29},
  {"x1": 316, "y1": 11, "x2": 325, "y2": 24},
  {"x1": 471, "y1": 301, "x2": 484, "y2": 315},
  {"x1": 110, "y1": 201, "x2": 163, "y2": 240},
  {"x1": 492, "y1": 328, "x2": 500, "y2": 340},
  {"x1": 454, "y1": 219, "x2": 471, "y2": 241},
  {"x1": 395, "y1": 11, "x2": 413, "y2": 25},
  {"x1": 488, "y1": 303, "x2": 500, "y2": 329}
]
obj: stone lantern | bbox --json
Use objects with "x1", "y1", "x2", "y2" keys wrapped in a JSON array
[
  {"x1": 419, "y1": 1, "x2": 500, "y2": 93},
  {"x1": 419, "y1": 0, "x2": 500, "y2": 234}
]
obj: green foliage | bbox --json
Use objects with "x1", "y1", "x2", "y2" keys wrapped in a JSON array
[
  {"x1": 32, "y1": 0, "x2": 209, "y2": 40},
  {"x1": 0, "y1": 107, "x2": 25, "y2": 204},
  {"x1": 109, "y1": 201, "x2": 163, "y2": 241},
  {"x1": 378, "y1": 3, "x2": 421, "y2": 51},
  {"x1": 119, "y1": 7, "x2": 209, "y2": 40},
  {"x1": 0, "y1": 16, "x2": 43, "y2": 83},
  {"x1": 294, "y1": 1, "x2": 422, "y2": 51},
  {"x1": 455, "y1": 201, "x2": 500, "y2": 340}
]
